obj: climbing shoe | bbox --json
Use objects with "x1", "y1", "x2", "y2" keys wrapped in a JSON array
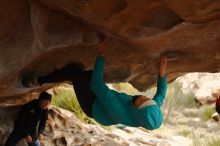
[{"x1": 22, "y1": 74, "x2": 39, "y2": 88}]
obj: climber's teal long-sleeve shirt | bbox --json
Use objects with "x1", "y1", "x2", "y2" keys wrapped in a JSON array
[{"x1": 91, "y1": 56, "x2": 167, "y2": 130}]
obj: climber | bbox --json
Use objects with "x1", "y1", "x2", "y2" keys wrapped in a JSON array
[
  {"x1": 89, "y1": 40, "x2": 167, "y2": 130},
  {"x1": 4, "y1": 92, "x2": 52, "y2": 146},
  {"x1": 24, "y1": 40, "x2": 168, "y2": 130},
  {"x1": 216, "y1": 95, "x2": 220, "y2": 115}
]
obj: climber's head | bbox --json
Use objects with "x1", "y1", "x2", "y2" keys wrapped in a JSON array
[
  {"x1": 38, "y1": 92, "x2": 52, "y2": 109},
  {"x1": 132, "y1": 95, "x2": 162, "y2": 130},
  {"x1": 132, "y1": 95, "x2": 155, "y2": 108}
]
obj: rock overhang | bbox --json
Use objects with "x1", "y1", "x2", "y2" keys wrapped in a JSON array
[{"x1": 0, "y1": 0, "x2": 220, "y2": 100}]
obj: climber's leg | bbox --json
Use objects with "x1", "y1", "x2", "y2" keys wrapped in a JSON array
[
  {"x1": 37, "y1": 64, "x2": 83, "y2": 85},
  {"x1": 71, "y1": 70, "x2": 96, "y2": 117},
  {"x1": 37, "y1": 64, "x2": 95, "y2": 117}
]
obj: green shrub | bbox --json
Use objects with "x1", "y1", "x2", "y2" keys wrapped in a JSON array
[
  {"x1": 51, "y1": 88, "x2": 97, "y2": 124},
  {"x1": 191, "y1": 129, "x2": 220, "y2": 146},
  {"x1": 178, "y1": 129, "x2": 191, "y2": 137},
  {"x1": 203, "y1": 138, "x2": 220, "y2": 146},
  {"x1": 192, "y1": 137, "x2": 220, "y2": 146},
  {"x1": 176, "y1": 91, "x2": 196, "y2": 108},
  {"x1": 201, "y1": 106, "x2": 215, "y2": 121}
]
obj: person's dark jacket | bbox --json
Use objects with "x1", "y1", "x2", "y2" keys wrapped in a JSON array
[{"x1": 14, "y1": 99, "x2": 48, "y2": 136}]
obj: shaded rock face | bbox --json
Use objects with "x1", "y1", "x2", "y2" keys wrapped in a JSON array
[{"x1": 0, "y1": 0, "x2": 220, "y2": 100}]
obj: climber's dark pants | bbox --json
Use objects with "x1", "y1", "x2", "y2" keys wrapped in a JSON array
[
  {"x1": 38, "y1": 64, "x2": 96, "y2": 117},
  {"x1": 4, "y1": 128, "x2": 39, "y2": 146}
]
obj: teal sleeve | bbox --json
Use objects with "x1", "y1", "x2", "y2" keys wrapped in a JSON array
[
  {"x1": 90, "y1": 56, "x2": 114, "y2": 105},
  {"x1": 153, "y1": 76, "x2": 167, "y2": 107},
  {"x1": 91, "y1": 56, "x2": 128, "y2": 121}
]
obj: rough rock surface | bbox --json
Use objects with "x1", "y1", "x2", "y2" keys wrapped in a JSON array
[
  {"x1": 0, "y1": 106, "x2": 190, "y2": 146},
  {"x1": 0, "y1": 0, "x2": 220, "y2": 100}
]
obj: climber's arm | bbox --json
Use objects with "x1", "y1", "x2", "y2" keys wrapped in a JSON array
[
  {"x1": 153, "y1": 76, "x2": 167, "y2": 107},
  {"x1": 153, "y1": 55, "x2": 168, "y2": 107},
  {"x1": 90, "y1": 41, "x2": 115, "y2": 104}
]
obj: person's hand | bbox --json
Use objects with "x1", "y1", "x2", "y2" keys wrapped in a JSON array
[
  {"x1": 38, "y1": 133, "x2": 43, "y2": 140},
  {"x1": 25, "y1": 135, "x2": 32, "y2": 143},
  {"x1": 159, "y1": 55, "x2": 168, "y2": 77},
  {"x1": 98, "y1": 40, "x2": 108, "y2": 56}
]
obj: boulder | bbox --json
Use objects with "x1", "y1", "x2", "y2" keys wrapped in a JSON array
[
  {"x1": 0, "y1": 106, "x2": 185, "y2": 146},
  {"x1": 0, "y1": 0, "x2": 220, "y2": 102}
]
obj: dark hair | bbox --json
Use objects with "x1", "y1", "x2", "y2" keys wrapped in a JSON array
[
  {"x1": 132, "y1": 95, "x2": 142, "y2": 104},
  {"x1": 38, "y1": 92, "x2": 52, "y2": 101}
]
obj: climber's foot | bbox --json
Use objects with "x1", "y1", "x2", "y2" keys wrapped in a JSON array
[{"x1": 22, "y1": 74, "x2": 39, "y2": 88}]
